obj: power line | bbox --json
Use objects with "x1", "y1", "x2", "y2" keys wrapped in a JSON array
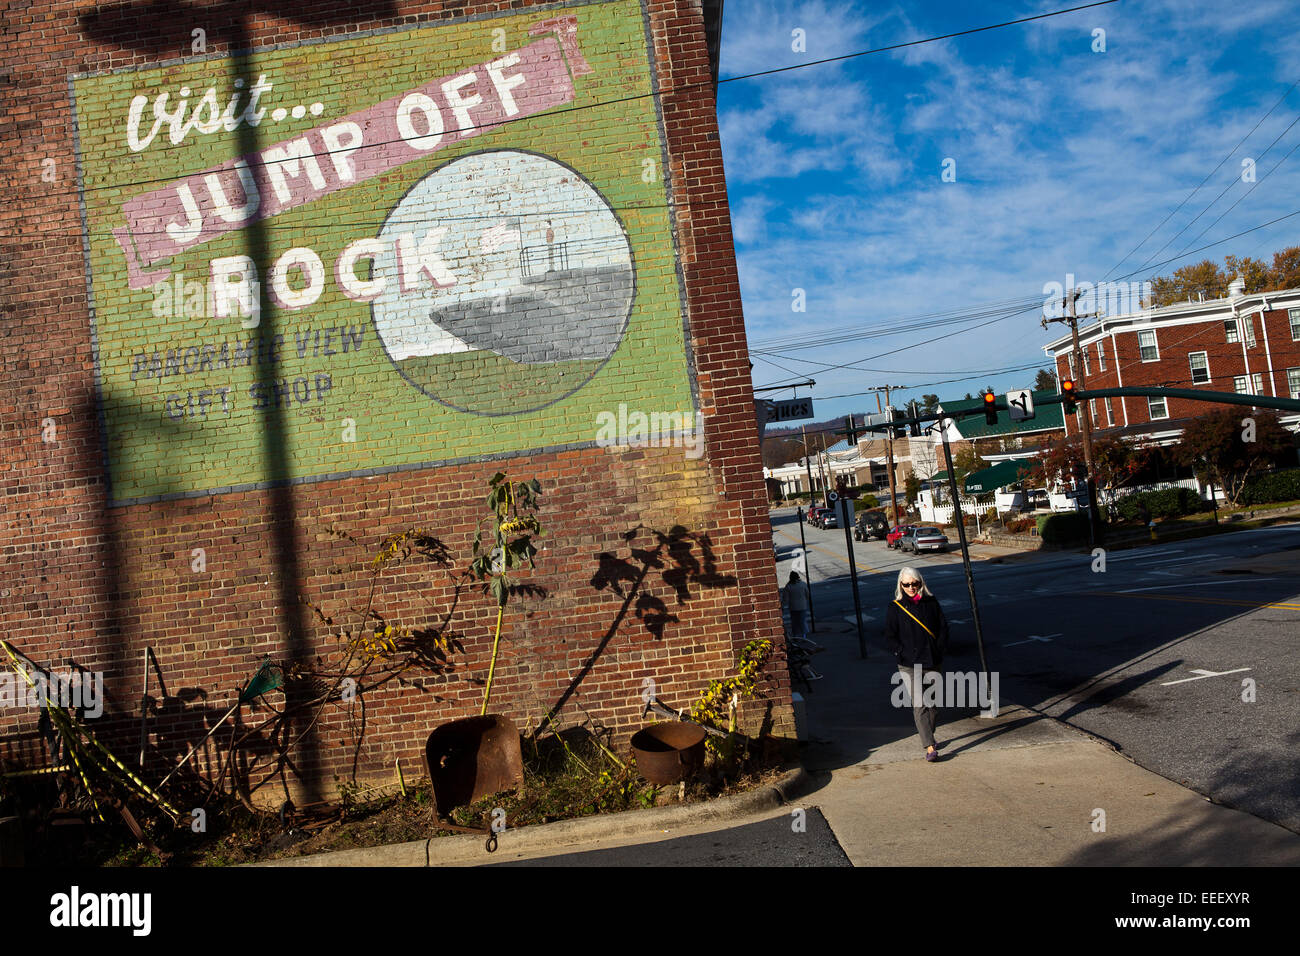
[
  {"x1": 1130, "y1": 111, "x2": 1300, "y2": 276},
  {"x1": 1103, "y1": 79, "x2": 1300, "y2": 282},
  {"x1": 1173, "y1": 134, "x2": 1300, "y2": 260},
  {"x1": 38, "y1": 1, "x2": 1120, "y2": 206}
]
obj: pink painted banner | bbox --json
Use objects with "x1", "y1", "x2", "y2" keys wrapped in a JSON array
[{"x1": 114, "y1": 17, "x2": 593, "y2": 288}]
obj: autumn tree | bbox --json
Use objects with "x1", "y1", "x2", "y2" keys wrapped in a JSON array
[
  {"x1": 1149, "y1": 259, "x2": 1226, "y2": 307},
  {"x1": 1175, "y1": 408, "x2": 1294, "y2": 505},
  {"x1": 1025, "y1": 435, "x2": 1156, "y2": 501},
  {"x1": 1271, "y1": 246, "x2": 1300, "y2": 290},
  {"x1": 1145, "y1": 245, "x2": 1300, "y2": 308},
  {"x1": 1223, "y1": 254, "x2": 1270, "y2": 293}
]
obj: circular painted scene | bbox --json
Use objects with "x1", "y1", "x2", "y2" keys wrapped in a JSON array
[{"x1": 371, "y1": 150, "x2": 635, "y2": 415}]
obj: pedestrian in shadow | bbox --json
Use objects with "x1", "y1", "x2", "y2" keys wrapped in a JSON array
[
  {"x1": 884, "y1": 566, "x2": 949, "y2": 762},
  {"x1": 782, "y1": 570, "x2": 810, "y2": 640}
]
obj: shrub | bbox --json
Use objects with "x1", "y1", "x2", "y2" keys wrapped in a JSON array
[
  {"x1": 1115, "y1": 487, "x2": 1207, "y2": 521},
  {"x1": 857, "y1": 493, "x2": 880, "y2": 509},
  {"x1": 1036, "y1": 511, "x2": 1090, "y2": 545},
  {"x1": 1005, "y1": 517, "x2": 1036, "y2": 535},
  {"x1": 1239, "y1": 468, "x2": 1300, "y2": 506}
]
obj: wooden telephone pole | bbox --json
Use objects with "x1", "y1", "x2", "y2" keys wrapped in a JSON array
[{"x1": 1044, "y1": 290, "x2": 1102, "y2": 542}]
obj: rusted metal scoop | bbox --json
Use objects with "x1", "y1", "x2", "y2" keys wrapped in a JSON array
[{"x1": 423, "y1": 714, "x2": 524, "y2": 815}]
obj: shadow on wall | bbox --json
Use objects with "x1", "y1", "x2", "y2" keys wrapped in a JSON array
[
  {"x1": 531, "y1": 525, "x2": 738, "y2": 738},
  {"x1": 77, "y1": 0, "x2": 398, "y2": 801}
]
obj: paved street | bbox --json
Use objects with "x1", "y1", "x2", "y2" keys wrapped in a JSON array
[{"x1": 773, "y1": 506, "x2": 1300, "y2": 834}]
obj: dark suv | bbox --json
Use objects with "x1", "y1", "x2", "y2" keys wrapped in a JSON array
[{"x1": 854, "y1": 510, "x2": 889, "y2": 541}]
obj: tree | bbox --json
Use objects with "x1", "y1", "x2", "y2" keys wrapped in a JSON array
[
  {"x1": 952, "y1": 446, "x2": 987, "y2": 487},
  {"x1": 904, "y1": 473, "x2": 921, "y2": 506},
  {"x1": 1033, "y1": 368, "x2": 1056, "y2": 391},
  {"x1": 1271, "y1": 246, "x2": 1300, "y2": 290},
  {"x1": 1149, "y1": 259, "x2": 1227, "y2": 307},
  {"x1": 1025, "y1": 435, "x2": 1156, "y2": 509},
  {"x1": 1175, "y1": 408, "x2": 1293, "y2": 505},
  {"x1": 920, "y1": 394, "x2": 941, "y2": 415},
  {"x1": 1224, "y1": 254, "x2": 1271, "y2": 293}
]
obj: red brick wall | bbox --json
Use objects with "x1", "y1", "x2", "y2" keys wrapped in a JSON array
[
  {"x1": 0, "y1": 0, "x2": 792, "y2": 805},
  {"x1": 1054, "y1": 303, "x2": 1300, "y2": 435}
]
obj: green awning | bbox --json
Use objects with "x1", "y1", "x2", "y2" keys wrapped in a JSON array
[{"x1": 963, "y1": 459, "x2": 1034, "y2": 494}]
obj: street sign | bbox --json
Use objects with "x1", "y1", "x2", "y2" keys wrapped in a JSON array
[
  {"x1": 837, "y1": 498, "x2": 854, "y2": 528},
  {"x1": 1006, "y1": 390, "x2": 1035, "y2": 422},
  {"x1": 768, "y1": 397, "x2": 815, "y2": 423}
]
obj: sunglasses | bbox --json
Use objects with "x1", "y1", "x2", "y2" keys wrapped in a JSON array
[{"x1": 902, "y1": 581, "x2": 921, "y2": 589}]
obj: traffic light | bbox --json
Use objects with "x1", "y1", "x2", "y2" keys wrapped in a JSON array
[
  {"x1": 982, "y1": 391, "x2": 997, "y2": 426},
  {"x1": 890, "y1": 407, "x2": 907, "y2": 439},
  {"x1": 844, "y1": 415, "x2": 858, "y2": 444},
  {"x1": 1060, "y1": 379, "x2": 1077, "y2": 413},
  {"x1": 907, "y1": 400, "x2": 922, "y2": 436}
]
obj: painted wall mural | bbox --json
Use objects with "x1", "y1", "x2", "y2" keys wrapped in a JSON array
[{"x1": 71, "y1": 0, "x2": 692, "y2": 504}]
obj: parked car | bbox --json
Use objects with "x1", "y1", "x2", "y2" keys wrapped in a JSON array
[
  {"x1": 854, "y1": 510, "x2": 889, "y2": 541},
  {"x1": 900, "y1": 526, "x2": 950, "y2": 553},
  {"x1": 820, "y1": 508, "x2": 838, "y2": 529},
  {"x1": 886, "y1": 524, "x2": 916, "y2": 549},
  {"x1": 804, "y1": 505, "x2": 825, "y2": 527}
]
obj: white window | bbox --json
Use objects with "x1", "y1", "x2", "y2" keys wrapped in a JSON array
[
  {"x1": 1138, "y1": 329, "x2": 1159, "y2": 361},
  {"x1": 1234, "y1": 374, "x2": 1264, "y2": 394},
  {"x1": 1067, "y1": 353, "x2": 1076, "y2": 379},
  {"x1": 1082, "y1": 347, "x2": 1090, "y2": 376},
  {"x1": 1189, "y1": 351, "x2": 1209, "y2": 384},
  {"x1": 1290, "y1": 309, "x2": 1300, "y2": 341},
  {"x1": 1105, "y1": 398, "x2": 1115, "y2": 426},
  {"x1": 1288, "y1": 367, "x2": 1300, "y2": 400},
  {"x1": 1225, "y1": 319, "x2": 1239, "y2": 344},
  {"x1": 1245, "y1": 316, "x2": 1257, "y2": 348},
  {"x1": 1096, "y1": 341, "x2": 1106, "y2": 371},
  {"x1": 1148, "y1": 395, "x2": 1169, "y2": 420}
]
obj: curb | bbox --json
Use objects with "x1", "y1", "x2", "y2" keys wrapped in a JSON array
[{"x1": 253, "y1": 764, "x2": 813, "y2": 867}]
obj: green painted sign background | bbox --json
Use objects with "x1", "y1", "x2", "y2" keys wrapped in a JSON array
[{"x1": 72, "y1": 0, "x2": 692, "y2": 503}]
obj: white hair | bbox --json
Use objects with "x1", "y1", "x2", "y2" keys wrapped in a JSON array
[{"x1": 894, "y1": 566, "x2": 933, "y2": 601}]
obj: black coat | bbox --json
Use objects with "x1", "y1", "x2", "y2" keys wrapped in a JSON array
[{"x1": 884, "y1": 594, "x2": 950, "y2": 669}]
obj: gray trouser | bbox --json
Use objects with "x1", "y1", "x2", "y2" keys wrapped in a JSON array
[{"x1": 896, "y1": 665, "x2": 940, "y2": 750}]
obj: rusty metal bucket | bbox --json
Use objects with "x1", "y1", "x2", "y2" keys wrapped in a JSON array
[
  {"x1": 630, "y1": 722, "x2": 707, "y2": 785},
  {"x1": 423, "y1": 714, "x2": 524, "y2": 815}
]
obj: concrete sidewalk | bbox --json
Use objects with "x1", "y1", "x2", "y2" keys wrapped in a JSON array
[
  {"x1": 795, "y1": 628, "x2": 1300, "y2": 865},
  {"x1": 259, "y1": 613, "x2": 1300, "y2": 866}
]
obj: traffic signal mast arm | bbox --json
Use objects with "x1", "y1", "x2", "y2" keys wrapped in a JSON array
[
  {"x1": 1057, "y1": 386, "x2": 1300, "y2": 414},
  {"x1": 857, "y1": 386, "x2": 1300, "y2": 437}
]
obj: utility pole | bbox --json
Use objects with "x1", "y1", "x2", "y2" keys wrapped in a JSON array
[
  {"x1": 867, "y1": 385, "x2": 908, "y2": 522},
  {"x1": 801, "y1": 424, "x2": 816, "y2": 504},
  {"x1": 938, "y1": 419, "x2": 991, "y2": 680},
  {"x1": 817, "y1": 432, "x2": 831, "y2": 507},
  {"x1": 1044, "y1": 291, "x2": 1102, "y2": 544}
]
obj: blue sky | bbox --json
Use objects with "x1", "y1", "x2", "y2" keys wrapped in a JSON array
[{"x1": 717, "y1": 0, "x2": 1300, "y2": 422}]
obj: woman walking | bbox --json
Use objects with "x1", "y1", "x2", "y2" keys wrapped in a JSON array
[{"x1": 884, "y1": 567, "x2": 950, "y2": 762}]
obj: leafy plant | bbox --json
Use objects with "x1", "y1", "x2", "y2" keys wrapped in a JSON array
[
  {"x1": 467, "y1": 473, "x2": 544, "y2": 714},
  {"x1": 689, "y1": 639, "x2": 774, "y2": 759}
]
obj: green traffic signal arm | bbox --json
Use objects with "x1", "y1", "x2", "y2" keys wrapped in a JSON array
[
  {"x1": 858, "y1": 386, "x2": 1300, "y2": 435},
  {"x1": 1058, "y1": 386, "x2": 1300, "y2": 414}
]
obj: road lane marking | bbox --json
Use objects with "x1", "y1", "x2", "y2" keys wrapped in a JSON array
[
  {"x1": 774, "y1": 528, "x2": 882, "y2": 575},
  {"x1": 1160, "y1": 667, "x2": 1252, "y2": 686},
  {"x1": 1075, "y1": 591, "x2": 1300, "y2": 610},
  {"x1": 1114, "y1": 578, "x2": 1279, "y2": 594},
  {"x1": 1005, "y1": 633, "x2": 1062, "y2": 647}
]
